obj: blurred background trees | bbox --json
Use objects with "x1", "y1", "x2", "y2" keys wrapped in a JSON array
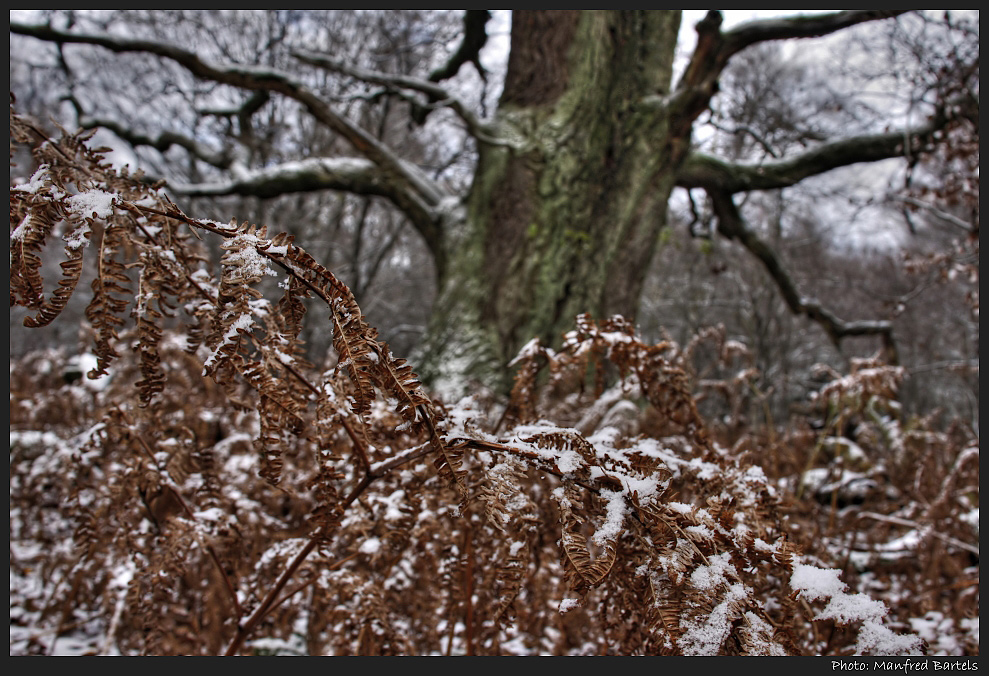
[{"x1": 10, "y1": 9, "x2": 978, "y2": 428}]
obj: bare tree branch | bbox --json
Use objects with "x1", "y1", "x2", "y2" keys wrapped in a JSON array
[
  {"x1": 172, "y1": 157, "x2": 449, "y2": 276},
  {"x1": 10, "y1": 20, "x2": 459, "y2": 272},
  {"x1": 197, "y1": 90, "x2": 269, "y2": 119},
  {"x1": 676, "y1": 120, "x2": 941, "y2": 193},
  {"x1": 197, "y1": 90, "x2": 271, "y2": 147},
  {"x1": 291, "y1": 49, "x2": 506, "y2": 145},
  {"x1": 169, "y1": 157, "x2": 380, "y2": 198},
  {"x1": 708, "y1": 120, "x2": 783, "y2": 159},
  {"x1": 76, "y1": 111, "x2": 245, "y2": 174},
  {"x1": 679, "y1": 10, "x2": 909, "y2": 93},
  {"x1": 889, "y1": 193, "x2": 976, "y2": 234},
  {"x1": 706, "y1": 188, "x2": 898, "y2": 361},
  {"x1": 722, "y1": 10, "x2": 910, "y2": 57}
]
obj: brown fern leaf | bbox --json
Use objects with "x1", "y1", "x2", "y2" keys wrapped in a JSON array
[
  {"x1": 369, "y1": 342, "x2": 432, "y2": 428},
  {"x1": 23, "y1": 247, "x2": 87, "y2": 328},
  {"x1": 134, "y1": 204, "x2": 215, "y2": 357},
  {"x1": 649, "y1": 587, "x2": 687, "y2": 652},
  {"x1": 272, "y1": 273, "x2": 309, "y2": 350},
  {"x1": 193, "y1": 444, "x2": 222, "y2": 510},
  {"x1": 278, "y1": 240, "x2": 338, "y2": 295},
  {"x1": 10, "y1": 180, "x2": 59, "y2": 309},
  {"x1": 274, "y1": 241, "x2": 379, "y2": 414},
  {"x1": 306, "y1": 448, "x2": 345, "y2": 541},
  {"x1": 491, "y1": 545, "x2": 528, "y2": 626},
  {"x1": 505, "y1": 338, "x2": 550, "y2": 424},
  {"x1": 736, "y1": 611, "x2": 791, "y2": 656},
  {"x1": 558, "y1": 482, "x2": 619, "y2": 596},
  {"x1": 135, "y1": 313, "x2": 166, "y2": 406},
  {"x1": 329, "y1": 299, "x2": 377, "y2": 417},
  {"x1": 252, "y1": 289, "x2": 314, "y2": 423},
  {"x1": 560, "y1": 524, "x2": 618, "y2": 597},
  {"x1": 474, "y1": 456, "x2": 537, "y2": 626},
  {"x1": 658, "y1": 535, "x2": 697, "y2": 586},
  {"x1": 132, "y1": 243, "x2": 191, "y2": 406},
  {"x1": 476, "y1": 456, "x2": 528, "y2": 533},
  {"x1": 240, "y1": 357, "x2": 306, "y2": 436},
  {"x1": 181, "y1": 267, "x2": 217, "y2": 355},
  {"x1": 771, "y1": 535, "x2": 800, "y2": 570},
  {"x1": 10, "y1": 119, "x2": 118, "y2": 328},
  {"x1": 431, "y1": 433, "x2": 469, "y2": 512},
  {"x1": 637, "y1": 349, "x2": 711, "y2": 449},
  {"x1": 239, "y1": 350, "x2": 309, "y2": 487},
  {"x1": 676, "y1": 586, "x2": 749, "y2": 656},
  {"x1": 255, "y1": 394, "x2": 287, "y2": 486},
  {"x1": 85, "y1": 222, "x2": 132, "y2": 378}
]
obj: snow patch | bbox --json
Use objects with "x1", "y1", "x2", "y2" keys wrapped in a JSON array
[{"x1": 66, "y1": 189, "x2": 116, "y2": 220}]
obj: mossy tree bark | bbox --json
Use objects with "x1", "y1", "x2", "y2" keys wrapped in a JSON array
[{"x1": 417, "y1": 11, "x2": 687, "y2": 394}]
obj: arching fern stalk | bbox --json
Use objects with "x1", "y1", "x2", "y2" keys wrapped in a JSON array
[{"x1": 10, "y1": 107, "x2": 928, "y2": 656}]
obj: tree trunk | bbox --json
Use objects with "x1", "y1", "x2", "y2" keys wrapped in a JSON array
[{"x1": 417, "y1": 11, "x2": 686, "y2": 395}]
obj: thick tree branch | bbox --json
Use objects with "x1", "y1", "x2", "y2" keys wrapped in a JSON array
[
  {"x1": 721, "y1": 10, "x2": 909, "y2": 57},
  {"x1": 706, "y1": 188, "x2": 898, "y2": 362},
  {"x1": 428, "y1": 10, "x2": 491, "y2": 83},
  {"x1": 676, "y1": 120, "x2": 941, "y2": 193},
  {"x1": 169, "y1": 156, "x2": 382, "y2": 198}
]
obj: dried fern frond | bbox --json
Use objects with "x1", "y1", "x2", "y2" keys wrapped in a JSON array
[
  {"x1": 558, "y1": 481, "x2": 619, "y2": 597},
  {"x1": 85, "y1": 221, "x2": 132, "y2": 378}
]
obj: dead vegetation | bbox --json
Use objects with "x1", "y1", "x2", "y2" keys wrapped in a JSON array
[{"x1": 9, "y1": 107, "x2": 979, "y2": 655}]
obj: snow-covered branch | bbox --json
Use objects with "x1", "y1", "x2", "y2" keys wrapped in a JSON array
[
  {"x1": 722, "y1": 10, "x2": 910, "y2": 56},
  {"x1": 168, "y1": 156, "x2": 389, "y2": 199},
  {"x1": 676, "y1": 122, "x2": 942, "y2": 194},
  {"x1": 167, "y1": 156, "x2": 449, "y2": 275}
]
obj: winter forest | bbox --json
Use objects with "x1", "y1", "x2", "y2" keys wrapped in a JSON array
[{"x1": 8, "y1": 10, "x2": 979, "y2": 656}]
